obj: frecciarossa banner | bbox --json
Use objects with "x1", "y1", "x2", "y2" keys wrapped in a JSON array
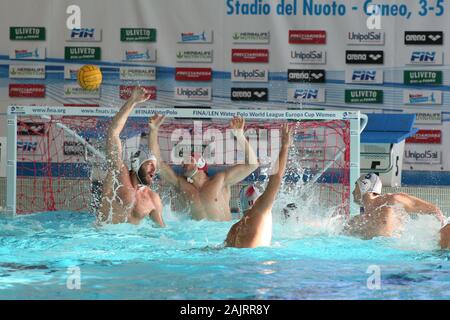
[{"x1": 0, "y1": 0, "x2": 450, "y2": 177}]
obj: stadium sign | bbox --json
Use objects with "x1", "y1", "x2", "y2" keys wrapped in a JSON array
[
  {"x1": 10, "y1": 27, "x2": 45, "y2": 40},
  {"x1": 121, "y1": 28, "x2": 156, "y2": 42}
]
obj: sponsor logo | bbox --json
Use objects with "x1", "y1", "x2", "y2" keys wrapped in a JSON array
[
  {"x1": 18, "y1": 122, "x2": 46, "y2": 136},
  {"x1": 404, "y1": 70, "x2": 442, "y2": 85},
  {"x1": 289, "y1": 30, "x2": 326, "y2": 44},
  {"x1": 9, "y1": 84, "x2": 45, "y2": 98},
  {"x1": 67, "y1": 28, "x2": 102, "y2": 42},
  {"x1": 123, "y1": 48, "x2": 157, "y2": 62},
  {"x1": 120, "y1": 28, "x2": 157, "y2": 42},
  {"x1": 63, "y1": 141, "x2": 86, "y2": 156},
  {"x1": 175, "y1": 87, "x2": 212, "y2": 101},
  {"x1": 178, "y1": 31, "x2": 213, "y2": 43},
  {"x1": 119, "y1": 67, "x2": 156, "y2": 81},
  {"x1": 176, "y1": 49, "x2": 213, "y2": 63},
  {"x1": 232, "y1": 31, "x2": 270, "y2": 44},
  {"x1": 287, "y1": 88, "x2": 325, "y2": 103},
  {"x1": 231, "y1": 49, "x2": 269, "y2": 63},
  {"x1": 405, "y1": 31, "x2": 443, "y2": 45},
  {"x1": 347, "y1": 31, "x2": 385, "y2": 45},
  {"x1": 64, "y1": 84, "x2": 100, "y2": 99},
  {"x1": 175, "y1": 68, "x2": 212, "y2": 81},
  {"x1": 413, "y1": 111, "x2": 442, "y2": 124},
  {"x1": 10, "y1": 27, "x2": 45, "y2": 41},
  {"x1": 407, "y1": 51, "x2": 443, "y2": 65},
  {"x1": 290, "y1": 50, "x2": 326, "y2": 64},
  {"x1": 406, "y1": 130, "x2": 441, "y2": 144},
  {"x1": 9, "y1": 64, "x2": 45, "y2": 79},
  {"x1": 10, "y1": 47, "x2": 46, "y2": 60},
  {"x1": 64, "y1": 47, "x2": 101, "y2": 60},
  {"x1": 231, "y1": 88, "x2": 268, "y2": 101},
  {"x1": 346, "y1": 70, "x2": 383, "y2": 84},
  {"x1": 345, "y1": 90, "x2": 383, "y2": 103},
  {"x1": 287, "y1": 69, "x2": 325, "y2": 83},
  {"x1": 17, "y1": 140, "x2": 38, "y2": 152},
  {"x1": 403, "y1": 90, "x2": 442, "y2": 105},
  {"x1": 119, "y1": 85, "x2": 156, "y2": 100},
  {"x1": 231, "y1": 67, "x2": 268, "y2": 82},
  {"x1": 404, "y1": 146, "x2": 442, "y2": 164},
  {"x1": 64, "y1": 65, "x2": 82, "y2": 80},
  {"x1": 346, "y1": 50, "x2": 384, "y2": 64}
]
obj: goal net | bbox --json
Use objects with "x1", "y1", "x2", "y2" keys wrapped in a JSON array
[{"x1": 6, "y1": 106, "x2": 363, "y2": 217}]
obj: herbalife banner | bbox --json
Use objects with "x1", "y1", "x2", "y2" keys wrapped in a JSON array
[{"x1": 0, "y1": 0, "x2": 449, "y2": 181}]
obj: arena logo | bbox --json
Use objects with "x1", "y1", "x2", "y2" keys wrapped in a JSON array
[
  {"x1": 345, "y1": 90, "x2": 383, "y2": 104},
  {"x1": 120, "y1": 85, "x2": 156, "y2": 100},
  {"x1": 287, "y1": 88, "x2": 325, "y2": 103},
  {"x1": 176, "y1": 49, "x2": 213, "y2": 63},
  {"x1": 119, "y1": 67, "x2": 156, "y2": 81},
  {"x1": 345, "y1": 50, "x2": 384, "y2": 64},
  {"x1": 65, "y1": 46, "x2": 101, "y2": 60},
  {"x1": 290, "y1": 50, "x2": 326, "y2": 64},
  {"x1": 63, "y1": 141, "x2": 86, "y2": 156},
  {"x1": 64, "y1": 84, "x2": 100, "y2": 99},
  {"x1": 123, "y1": 48, "x2": 157, "y2": 62},
  {"x1": 403, "y1": 90, "x2": 442, "y2": 105},
  {"x1": 407, "y1": 50, "x2": 443, "y2": 65},
  {"x1": 404, "y1": 147, "x2": 442, "y2": 164},
  {"x1": 67, "y1": 28, "x2": 102, "y2": 42},
  {"x1": 404, "y1": 70, "x2": 442, "y2": 85},
  {"x1": 231, "y1": 67, "x2": 268, "y2": 82},
  {"x1": 346, "y1": 70, "x2": 383, "y2": 84},
  {"x1": 9, "y1": 64, "x2": 46, "y2": 79},
  {"x1": 287, "y1": 69, "x2": 325, "y2": 83},
  {"x1": 18, "y1": 122, "x2": 46, "y2": 136},
  {"x1": 347, "y1": 31, "x2": 385, "y2": 45},
  {"x1": 232, "y1": 31, "x2": 270, "y2": 44},
  {"x1": 404, "y1": 31, "x2": 443, "y2": 45},
  {"x1": 120, "y1": 28, "x2": 157, "y2": 42},
  {"x1": 175, "y1": 87, "x2": 212, "y2": 101},
  {"x1": 177, "y1": 31, "x2": 213, "y2": 43},
  {"x1": 175, "y1": 68, "x2": 212, "y2": 81},
  {"x1": 289, "y1": 30, "x2": 326, "y2": 44},
  {"x1": 232, "y1": 49, "x2": 269, "y2": 63},
  {"x1": 9, "y1": 84, "x2": 45, "y2": 98},
  {"x1": 231, "y1": 88, "x2": 268, "y2": 101},
  {"x1": 406, "y1": 130, "x2": 441, "y2": 144},
  {"x1": 10, "y1": 27, "x2": 45, "y2": 41},
  {"x1": 9, "y1": 47, "x2": 46, "y2": 60}
]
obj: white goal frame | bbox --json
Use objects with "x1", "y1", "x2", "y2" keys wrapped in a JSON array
[{"x1": 6, "y1": 105, "x2": 367, "y2": 216}]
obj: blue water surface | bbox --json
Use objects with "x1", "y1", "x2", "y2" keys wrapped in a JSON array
[{"x1": 0, "y1": 209, "x2": 449, "y2": 300}]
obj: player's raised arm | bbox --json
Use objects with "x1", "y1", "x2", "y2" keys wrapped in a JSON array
[
  {"x1": 251, "y1": 124, "x2": 292, "y2": 213},
  {"x1": 223, "y1": 116, "x2": 259, "y2": 186},
  {"x1": 106, "y1": 87, "x2": 151, "y2": 170},
  {"x1": 148, "y1": 114, "x2": 181, "y2": 187}
]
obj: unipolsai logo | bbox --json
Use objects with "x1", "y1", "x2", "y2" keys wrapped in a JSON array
[
  {"x1": 175, "y1": 87, "x2": 211, "y2": 101},
  {"x1": 232, "y1": 67, "x2": 268, "y2": 82},
  {"x1": 290, "y1": 50, "x2": 326, "y2": 64}
]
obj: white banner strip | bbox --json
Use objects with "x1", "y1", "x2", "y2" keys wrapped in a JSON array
[{"x1": 7, "y1": 106, "x2": 358, "y2": 121}]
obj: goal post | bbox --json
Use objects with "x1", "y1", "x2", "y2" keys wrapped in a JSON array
[{"x1": 6, "y1": 105, "x2": 367, "y2": 217}]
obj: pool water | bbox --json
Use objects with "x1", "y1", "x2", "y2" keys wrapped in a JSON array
[{"x1": 0, "y1": 207, "x2": 449, "y2": 300}]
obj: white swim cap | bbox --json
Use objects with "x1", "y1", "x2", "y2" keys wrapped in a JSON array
[
  {"x1": 130, "y1": 150, "x2": 157, "y2": 185},
  {"x1": 357, "y1": 173, "x2": 382, "y2": 195},
  {"x1": 239, "y1": 184, "x2": 261, "y2": 213}
]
